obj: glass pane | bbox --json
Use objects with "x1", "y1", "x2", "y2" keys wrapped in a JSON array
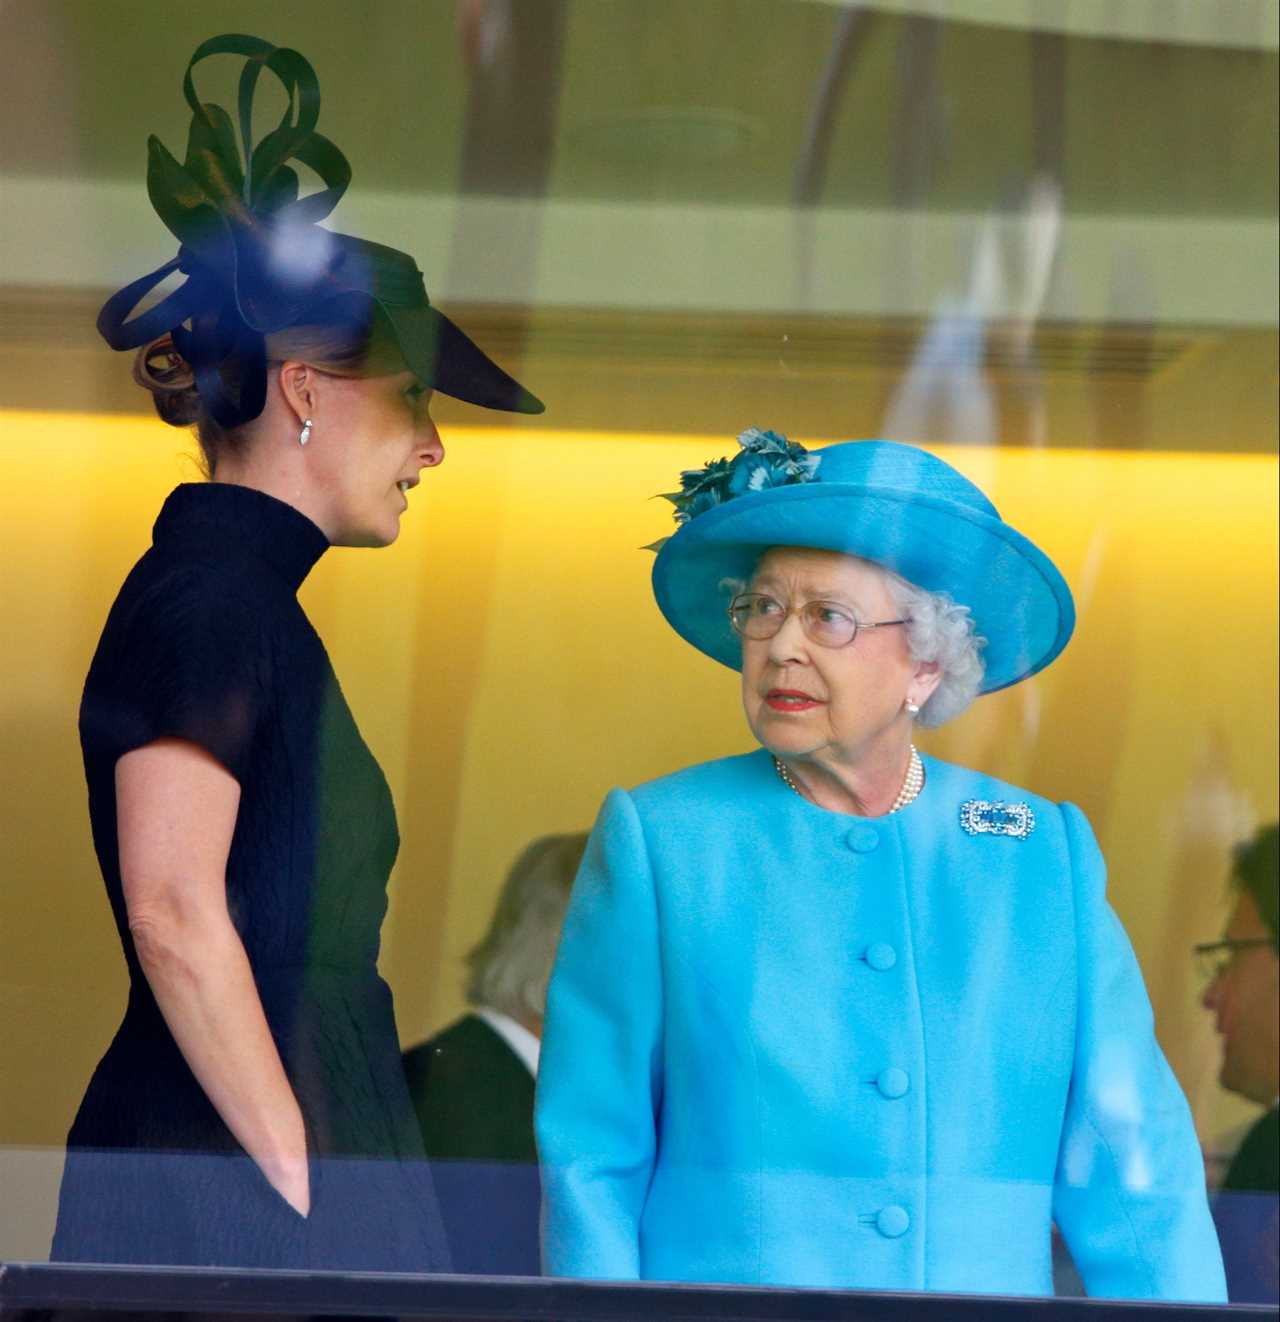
[{"x1": 1, "y1": 0, "x2": 1274, "y2": 1309}]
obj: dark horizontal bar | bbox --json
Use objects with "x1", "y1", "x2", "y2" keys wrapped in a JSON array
[{"x1": 1, "y1": 1263, "x2": 1274, "y2": 1322}]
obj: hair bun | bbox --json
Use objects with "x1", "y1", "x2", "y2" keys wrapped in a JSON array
[{"x1": 133, "y1": 335, "x2": 201, "y2": 427}]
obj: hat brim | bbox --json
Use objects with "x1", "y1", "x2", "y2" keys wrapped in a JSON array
[
  {"x1": 651, "y1": 482, "x2": 1074, "y2": 694},
  {"x1": 380, "y1": 302, "x2": 544, "y2": 414}
]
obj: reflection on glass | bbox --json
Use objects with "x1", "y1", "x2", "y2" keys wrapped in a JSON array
[{"x1": 0, "y1": 1, "x2": 1274, "y2": 1311}]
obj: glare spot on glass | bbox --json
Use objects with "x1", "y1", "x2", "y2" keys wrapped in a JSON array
[{"x1": 267, "y1": 220, "x2": 337, "y2": 288}]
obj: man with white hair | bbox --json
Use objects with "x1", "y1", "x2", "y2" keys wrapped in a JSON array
[{"x1": 402, "y1": 833, "x2": 586, "y2": 1274}]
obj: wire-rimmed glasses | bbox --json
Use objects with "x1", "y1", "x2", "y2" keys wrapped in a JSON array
[
  {"x1": 1192, "y1": 937, "x2": 1274, "y2": 984},
  {"x1": 728, "y1": 592, "x2": 911, "y2": 649}
]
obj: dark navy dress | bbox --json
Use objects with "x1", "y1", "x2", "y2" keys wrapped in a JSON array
[{"x1": 52, "y1": 482, "x2": 448, "y2": 1271}]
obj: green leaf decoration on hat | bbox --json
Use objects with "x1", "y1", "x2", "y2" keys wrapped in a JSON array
[
  {"x1": 98, "y1": 31, "x2": 546, "y2": 425},
  {"x1": 97, "y1": 33, "x2": 356, "y2": 428},
  {"x1": 160, "y1": 34, "x2": 350, "y2": 239},
  {"x1": 643, "y1": 428, "x2": 821, "y2": 552}
]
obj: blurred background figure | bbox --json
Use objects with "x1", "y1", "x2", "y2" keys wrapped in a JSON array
[
  {"x1": 402, "y1": 832, "x2": 586, "y2": 1274},
  {"x1": 1199, "y1": 823, "x2": 1279, "y2": 1304}
]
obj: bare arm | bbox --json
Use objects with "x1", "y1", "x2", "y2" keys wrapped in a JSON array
[{"x1": 117, "y1": 738, "x2": 310, "y2": 1216}]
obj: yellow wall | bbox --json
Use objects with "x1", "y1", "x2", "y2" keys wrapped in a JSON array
[{"x1": 1, "y1": 411, "x2": 1276, "y2": 1227}]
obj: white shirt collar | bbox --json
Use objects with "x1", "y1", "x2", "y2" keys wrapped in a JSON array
[{"x1": 475, "y1": 1006, "x2": 540, "y2": 1077}]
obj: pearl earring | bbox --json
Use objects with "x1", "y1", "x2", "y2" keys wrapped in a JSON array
[
  {"x1": 298, "y1": 418, "x2": 313, "y2": 446},
  {"x1": 905, "y1": 698, "x2": 921, "y2": 715}
]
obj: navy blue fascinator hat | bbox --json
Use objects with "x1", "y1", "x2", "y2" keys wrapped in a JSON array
[
  {"x1": 650, "y1": 431, "x2": 1075, "y2": 694},
  {"x1": 99, "y1": 33, "x2": 543, "y2": 428}
]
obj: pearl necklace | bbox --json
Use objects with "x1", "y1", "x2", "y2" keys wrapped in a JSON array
[{"x1": 773, "y1": 745, "x2": 924, "y2": 815}]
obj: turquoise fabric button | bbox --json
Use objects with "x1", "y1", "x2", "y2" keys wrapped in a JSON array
[
  {"x1": 877, "y1": 1067, "x2": 910, "y2": 1099},
  {"x1": 876, "y1": 1205, "x2": 911, "y2": 1238},
  {"x1": 865, "y1": 942, "x2": 897, "y2": 971},
  {"x1": 845, "y1": 826, "x2": 880, "y2": 853}
]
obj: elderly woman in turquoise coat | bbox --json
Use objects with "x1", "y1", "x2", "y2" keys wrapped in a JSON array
[{"x1": 535, "y1": 432, "x2": 1226, "y2": 1301}]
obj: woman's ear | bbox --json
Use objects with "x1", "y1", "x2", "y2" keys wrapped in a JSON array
[
  {"x1": 909, "y1": 659, "x2": 943, "y2": 707},
  {"x1": 277, "y1": 360, "x2": 317, "y2": 425}
]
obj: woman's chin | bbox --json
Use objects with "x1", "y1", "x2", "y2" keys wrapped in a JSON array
[
  {"x1": 335, "y1": 520, "x2": 400, "y2": 549},
  {"x1": 751, "y1": 719, "x2": 820, "y2": 759}
]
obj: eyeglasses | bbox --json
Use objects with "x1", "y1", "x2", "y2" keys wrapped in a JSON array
[
  {"x1": 728, "y1": 593, "x2": 911, "y2": 649},
  {"x1": 1192, "y1": 937, "x2": 1274, "y2": 983}
]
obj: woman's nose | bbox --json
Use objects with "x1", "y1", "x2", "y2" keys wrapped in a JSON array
[
  {"x1": 418, "y1": 416, "x2": 445, "y2": 469},
  {"x1": 766, "y1": 611, "x2": 809, "y2": 664}
]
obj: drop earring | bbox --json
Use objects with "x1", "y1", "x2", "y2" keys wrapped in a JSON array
[{"x1": 298, "y1": 418, "x2": 313, "y2": 446}]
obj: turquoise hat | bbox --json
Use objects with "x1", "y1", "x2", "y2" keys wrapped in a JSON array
[{"x1": 650, "y1": 432, "x2": 1075, "y2": 694}]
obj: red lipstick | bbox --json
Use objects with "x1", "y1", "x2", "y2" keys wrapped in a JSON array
[{"x1": 765, "y1": 689, "x2": 822, "y2": 712}]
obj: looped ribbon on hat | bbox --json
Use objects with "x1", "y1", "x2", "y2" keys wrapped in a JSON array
[{"x1": 97, "y1": 34, "x2": 354, "y2": 427}]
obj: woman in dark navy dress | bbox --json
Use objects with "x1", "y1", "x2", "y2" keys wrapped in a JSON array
[{"x1": 50, "y1": 35, "x2": 542, "y2": 1270}]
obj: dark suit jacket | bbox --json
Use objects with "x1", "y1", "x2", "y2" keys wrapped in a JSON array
[
  {"x1": 1214, "y1": 1107, "x2": 1279, "y2": 1304},
  {"x1": 402, "y1": 1013, "x2": 540, "y2": 1274}
]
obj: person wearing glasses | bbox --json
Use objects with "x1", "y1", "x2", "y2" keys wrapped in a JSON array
[
  {"x1": 536, "y1": 432, "x2": 1224, "y2": 1300},
  {"x1": 1198, "y1": 823, "x2": 1279, "y2": 1303}
]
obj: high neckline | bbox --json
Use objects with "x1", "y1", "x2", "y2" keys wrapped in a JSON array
[{"x1": 153, "y1": 483, "x2": 330, "y2": 592}]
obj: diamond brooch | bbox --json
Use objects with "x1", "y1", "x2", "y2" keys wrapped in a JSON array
[{"x1": 959, "y1": 799, "x2": 1036, "y2": 839}]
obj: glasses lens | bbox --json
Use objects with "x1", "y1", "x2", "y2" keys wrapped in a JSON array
[
  {"x1": 729, "y1": 594, "x2": 783, "y2": 639},
  {"x1": 1195, "y1": 942, "x2": 1239, "y2": 984},
  {"x1": 1194, "y1": 948, "x2": 1222, "y2": 984},
  {"x1": 801, "y1": 601, "x2": 858, "y2": 647}
]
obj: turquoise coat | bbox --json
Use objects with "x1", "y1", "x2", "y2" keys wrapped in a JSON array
[{"x1": 536, "y1": 750, "x2": 1225, "y2": 1300}]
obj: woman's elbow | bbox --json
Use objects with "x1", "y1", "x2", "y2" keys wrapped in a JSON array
[{"x1": 126, "y1": 888, "x2": 226, "y2": 985}]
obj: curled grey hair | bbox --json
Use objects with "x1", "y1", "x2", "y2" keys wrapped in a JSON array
[
  {"x1": 880, "y1": 568, "x2": 985, "y2": 727},
  {"x1": 727, "y1": 554, "x2": 987, "y2": 728},
  {"x1": 464, "y1": 832, "x2": 588, "y2": 1022}
]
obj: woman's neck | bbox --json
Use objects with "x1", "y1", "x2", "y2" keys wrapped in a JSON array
[
  {"x1": 776, "y1": 734, "x2": 916, "y2": 817},
  {"x1": 212, "y1": 456, "x2": 336, "y2": 544}
]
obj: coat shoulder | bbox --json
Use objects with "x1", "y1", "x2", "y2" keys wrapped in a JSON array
[
  {"x1": 921, "y1": 756, "x2": 1075, "y2": 842},
  {"x1": 628, "y1": 750, "x2": 773, "y2": 815}
]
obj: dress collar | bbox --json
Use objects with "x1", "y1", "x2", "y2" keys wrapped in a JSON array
[{"x1": 153, "y1": 483, "x2": 329, "y2": 592}]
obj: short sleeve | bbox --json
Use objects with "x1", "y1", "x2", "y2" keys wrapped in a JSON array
[{"x1": 94, "y1": 568, "x2": 270, "y2": 785}]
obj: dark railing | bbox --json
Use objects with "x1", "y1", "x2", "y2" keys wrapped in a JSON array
[{"x1": 2, "y1": 1263, "x2": 1276, "y2": 1322}]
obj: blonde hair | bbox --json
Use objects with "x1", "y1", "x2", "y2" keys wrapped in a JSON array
[
  {"x1": 464, "y1": 833, "x2": 588, "y2": 1022},
  {"x1": 132, "y1": 304, "x2": 406, "y2": 475}
]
